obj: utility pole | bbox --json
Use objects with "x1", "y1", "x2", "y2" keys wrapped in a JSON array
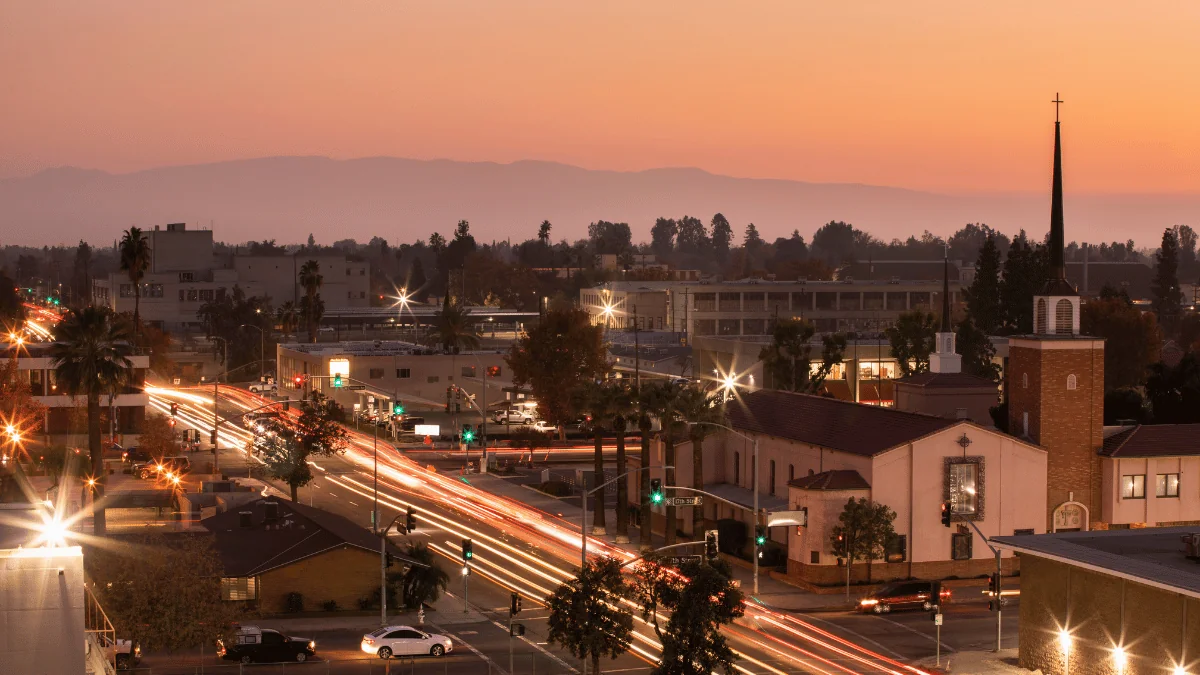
[
  {"x1": 211, "y1": 337, "x2": 227, "y2": 473},
  {"x1": 633, "y1": 304, "x2": 640, "y2": 389}
]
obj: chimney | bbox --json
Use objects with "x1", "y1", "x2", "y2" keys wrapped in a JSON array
[{"x1": 239, "y1": 511, "x2": 253, "y2": 528}]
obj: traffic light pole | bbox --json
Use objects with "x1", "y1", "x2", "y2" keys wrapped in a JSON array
[
  {"x1": 689, "y1": 422, "x2": 760, "y2": 595},
  {"x1": 964, "y1": 518, "x2": 1003, "y2": 652},
  {"x1": 580, "y1": 465, "x2": 672, "y2": 570}
]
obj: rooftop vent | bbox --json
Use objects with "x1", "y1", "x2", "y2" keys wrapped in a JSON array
[
  {"x1": 264, "y1": 501, "x2": 279, "y2": 522},
  {"x1": 239, "y1": 511, "x2": 253, "y2": 528}
]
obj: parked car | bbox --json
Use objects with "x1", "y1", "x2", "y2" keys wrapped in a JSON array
[
  {"x1": 858, "y1": 581, "x2": 950, "y2": 614},
  {"x1": 132, "y1": 456, "x2": 191, "y2": 480},
  {"x1": 493, "y1": 409, "x2": 535, "y2": 425},
  {"x1": 121, "y1": 446, "x2": 152, "y2": 464},
  {"x1": 248, "y1": 382, "x2": 277, "y2": 395},
  {"x1": 399, "y1": 416, "x2": 426, "y2": 432},
  {"x1": 217, "y1": 626, "x2": 316, "y2": 664},
  {"x1": 360, "y1": 625, "x2": 452, "y2": 659}
]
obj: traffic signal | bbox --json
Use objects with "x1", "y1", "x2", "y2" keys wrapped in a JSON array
[
  {"x1": 509, "y1": 623, "x2": 525, "y2": 637},
  {"x1": 705, "y1": 530, "x2": 719, "y2": 560},
  {"x1": 941, "y1": 501, "x2": 952, "y2": 527},
  {"x1": 332, "y1": 374, "x2": 344, "y2": 388},
  {"x1": 393, "y1": 402, "x2": 404, "y2": 415},
  {"x1": 293, "y1": 374, "x2": 303, "y2": 388},
  {"x1": 988, "y1": 573, "x2": 1001, "y2": 612},
  {"x1": 168, "y1": 418, "x2": 176, "y2": 428},
  {"x1": 386, "y1": 552, "x2": 394, "y2": 567},
  {"x1": 282, "y1": 401, "x2": 290, "y2": 412},
  {"x1": 510, "y1": 592, "x2": 522, "y2": 616},
  {"x1": 461, "y1": 538, "x2": 473, "y2": 560},
  {"x1": 445, "y1": 387, "x2": 452, "y2": 413},
  {"x1": 462, "y1": 425, "x2": 475, "y2": 444},
  {"x1": 210, "y1": 430, "x2": 218, "y2": 445},
  {"x1": 755, "y1": 525, "x2": 767, "y2": 547},
  {"x1": 170, "y1": 402, "x2": 179, "y2": 416},
  {"x1": 405, "y1": 507, "x2": 416, "y2": 533},
  {"x1": 649, "y1": 479, "x2": 664, "y2": 505}
]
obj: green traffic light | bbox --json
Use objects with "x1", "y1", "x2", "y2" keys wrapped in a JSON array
[
  {"x1": 650, "y1": 492, "x2": 663, "y2": 504},
  {"x1": 462, "y1": 429, "x2": 475, "y2": 443},
  {"x1": 464, "y1": 550, "x2": 473, "y2": 559},
  {"x1": 332, "y1": 375, "x2": 343, "y2": 388},
  {"x1": 393, "y1": 403, "x2": 404, "y2": 415},
  {"x1": 756, "y1": 535, "x2": 767, "y2": 545}
]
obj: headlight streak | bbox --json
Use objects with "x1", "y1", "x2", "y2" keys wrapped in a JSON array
[{"x1": 152, "y1": 386, "x2": 922, "y2": 675}]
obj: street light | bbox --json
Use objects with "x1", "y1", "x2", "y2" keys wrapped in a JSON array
[
  {"x1": 1058, "y1": 630, "x2": 1071, "y2": 675},
  {"x1": 239, "y1": 324, "x2": 267, "y2": 379},
  {"x1": 689, "y1": 420, "x2": 760, "y2": 595}
]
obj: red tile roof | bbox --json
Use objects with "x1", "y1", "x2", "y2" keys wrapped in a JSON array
[
  {"x1": 788, "y1": 469, "x2": 871, "y2": 491},
  {"x1": 726, "y1": 389, "x2": 959, "y2": 456},
  {"x1": 1100, "y1": 424, "x2": 1200, "y2": 458}
]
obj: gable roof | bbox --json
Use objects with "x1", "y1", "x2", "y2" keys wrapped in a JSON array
[
  {"x1": 725, "y1": 389, "x2": 959, "y2": 456},
  {"x1": 1100, "y1": 424, "x2": 1200, "y2": 458},
  {"x1": 894, "y1": 372, "x2": 998, "y2": 389},
  {"x1": 202, "y1": 498, "x2": 415, "y2": 577},
  {"x1": 788, "y1": 469, "x2": 871, "y2": 491}
]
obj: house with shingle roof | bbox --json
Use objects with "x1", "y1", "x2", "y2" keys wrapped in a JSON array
[
  {"x1": 1098, "y1": 423, "x2": 1200, "y2": 527},
  {"x1": 657, "y1": 388, "x2": 1048, "y2": 586}
]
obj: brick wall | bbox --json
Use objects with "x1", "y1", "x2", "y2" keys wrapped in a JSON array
[
  {"x1": 1008, "y1": 341, "x2": 1105, "y2": 527},
  {"x1": 1018, "y1": 555, "x2": 1200, "y2": 675},
  {"x1": 258, "y1": 545, "x2": 382, "y2": 614}
]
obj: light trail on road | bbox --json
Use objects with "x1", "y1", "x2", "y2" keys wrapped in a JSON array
[{"x1": 150, "y1": 384, "x2": 931, "y2": 675}]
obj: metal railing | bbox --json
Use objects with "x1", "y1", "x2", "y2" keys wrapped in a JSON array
[
  {"x1": 84, "y1": 584, "x2": 118, "y2": 675},
  {"x1": 122, "y1": 654, "x2": 575, "y2": 674}
]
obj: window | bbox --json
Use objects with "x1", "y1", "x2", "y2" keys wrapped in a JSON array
[
  {"x1": 951, "y1": 533, "x2": 973, "y2": 560},
  {"x1": 718, "y1": 319, "x2": 739, "y2": 335},
  {"x1": 118, "y1": 284, "x2": 134, "y2": 298},
  {"x1": 199, "y1": 289, "x2": 214, "y2": 302},
  {"x1": 1035, "y1": 298, "x2": 1048, "y2": 334},
  {"x1": 810, "y1": 551, "x2": 820, "y2": 564},
  {"x1": 486, "y1": 365, "x2": 502, "y2": 378},
  {"x1": 718, "y1": 292, "x2": 740, "y2": 311},
  {"x1": 1121, "y1": 474, "x2": 1146, "y2": 499},
  {"x1": 1022, "y1": 373, "x2": 1028, "y2": 389},
  {"x1": 693, "y1": 319, "x2": 716, "y2": 336},
  {"x1": 1013, "y1": 528, "x2": 1035, "y2": 536},
  {"x1": 858, "y1": 361, "x2": 897, "y2": 380},
  {"x1": 396, "y1": 368, "x2": 411, "y2": 379},
  {"x1": 769, "y1": 460, "x2": 776, "y2": 496},
  {"x1": 145, "y1": 283, "x2": 164, "y2": 298},
  {"x1": 178, "y1": 290, "x2": 184, "y2": 301},
  {"x1": 179, "y1": 272, "x2": 195, "y2": 282},
  {"x1": 743, "y1": 293, "x2": 765, "y2": 312},
  {"x1": 1022, "y1": 412, "x2": 1029, "y2": 436},
  {"x1": 1066, "y1": 374, "x2": 1077, "y2": 390},
  {"x1": 693, "y1": 293, "x2": 716, "y2": 312},
  {"x1": 885, "y1": 534, "x2": 907, "y2": 563},
  {"x1": 742, "y1": 318, "x2": 767, "y2": 335},
  {"x1": 186, "y1": 289, "x2": 199, "y2": 302},
  {"x1": 1156, "y1": 473, "x2": 1180, "y2": 498},
  {"x1": 368, "y1": 368, "x2": 384, "y2": 379},
  {"x1": 220, "y1": 577, "x2": 258, "y2": 601},
  {"x1": 426, "y1": 375, "x2": 439, "y2": 383},
  {"x1": 947, "y1": 461, "x2": 979, "y2": 515},
  {"x1": 462, "y1": 366, "x2": 477, "y2": 378},
  {"x1": 1055, "y1": 299, "x2": 1074, "y2": 334}
]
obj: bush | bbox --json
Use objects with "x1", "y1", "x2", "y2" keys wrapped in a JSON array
[
  {"x1": 538, "y1": 480, "x2": 573, "y2": 497},
  {"x1": 321, "y1": 600, "x2": 338, "y2": 612},
  {"x1": 357, "y1": 597, "x2": 373, "y2": 611},
  {"x1": 284, "y1": 592, "x2": 304, "y2": 613}
]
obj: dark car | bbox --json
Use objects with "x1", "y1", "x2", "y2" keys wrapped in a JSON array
[
  {"x1": 399, "y1": 416, "x2": 426, "y2": 432},
  {"x1": 858, "y1": 581, "x2": 950, "y2": 614},
  {"x1": 122, "y1": 446, "x2": 152, "y2": 464},
  {"x1": 217, "y1": 626, "x2": 316, "y2": 664},
  {"x1": 131, "y1": 456, "x2": 191, "y2": 480}
]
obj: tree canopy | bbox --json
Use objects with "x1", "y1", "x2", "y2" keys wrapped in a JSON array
[
  {"x1": 507, "y1": 307, "x2": 608, "y2": 435},
  {"x1": 545, "y1": 557, "x2": 634, "y2": 674},
  {"x1": 1081, "y1": 297, "x2": 1161, "y2": 390},
  {"x1": 829, "y1": 497, "x2": 897, "y2": 583},
  {"x1": 886, "y1": 310, "x2": 937, "y2": 377},
  {"x1": 758, "y1": 318, "x2": 845, "y2": 393}
]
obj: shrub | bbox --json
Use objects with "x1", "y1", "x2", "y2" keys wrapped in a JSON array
[
  {"x1": 538, "y1": 480, "x2": 573, "y2": 497},
  {"x1": 716, "y1": 518, "x2": 747, "y2": 555},
  {"x1": 321, "y1": 600, "x2": 338, "y2": 612},
  {"x1": 284, "y1": 592, "x2": 304, "y2": 613}
]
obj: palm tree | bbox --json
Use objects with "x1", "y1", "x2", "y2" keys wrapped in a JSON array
[
  {"x1": 575, "y1": 379, "x2": 628, "y2": 535},
  {"x1": 635, "y1": 382, "x2": 662, "y2": 550},
  {"x1": 639, "y1": 380, "x2": 685, "y2": 545},
  {"x1": 118, "y1": 227, "x2": 150, "y2": 335},
  {"x1": 428, "y1": 295, "x2": 480, "y2": 354},
  {"x1": 676, "y1": 386, "x2": 725, "y2": 533},
  {"x1": 50, "y1": 307, "x2": 134, "y2": 536},
  {"x1": 276, "y1": 301, "x2": 299, "y2": 337},
  {"x1": 298, "y1": 260, "x2": 323, "y2": 343},
  {"x1": 400, "y1": 541, "x2": 450, "y2": 610},
  {"x1": 597, "y1": 382, "x2": 635, "y2": 540}
]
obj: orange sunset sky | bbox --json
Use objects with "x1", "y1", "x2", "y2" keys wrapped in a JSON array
[{"x1": 1, "y1": 2, "x2": 1197, "y2": 193}]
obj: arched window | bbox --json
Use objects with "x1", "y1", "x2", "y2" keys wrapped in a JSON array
[
  {"x1": 1036, "y1": 298, "x2": 1049, "y2": 334},
  {"x1": 1022, "y1": 373, "x2": 1029, "y2": 389},
  {"x1": 1055, "y1": 299, "x2": 1074, "y2": 334},
  {"x1": 1067, "y1": 374, "x2": 1077, "y2": 390},
  {"x1": 808, "y1": 468, "x2": 815, "y2": 476}
]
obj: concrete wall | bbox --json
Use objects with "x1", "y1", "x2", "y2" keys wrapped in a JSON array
[
  {"x1": 257, "y1": 545, "x2": 382, "y2": 614},
  {"x1": 1018, "y1": 555, "x2": 1200, "y2": 675},
  {"x1": 0, "y1": 546, "x2": 85, "y2": 675},
  {"x1": 893, "y1": 384, "x2": 998, "y2": 427},
  {"x1": 1101, "y1": 456, "x2": 1200, "y2": 526}
]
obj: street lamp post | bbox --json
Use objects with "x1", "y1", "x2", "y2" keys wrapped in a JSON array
[
  {"x1": 211, "y1": 336, "x2": 228, "y2": 473},
  {"x1": 690, "y1": 421, "x2": 760, "y2": 596}
]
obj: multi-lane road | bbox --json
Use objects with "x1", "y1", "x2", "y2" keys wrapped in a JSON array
[{"x1": 149, "y1": 383, "x2": 1006, "y2": 675}]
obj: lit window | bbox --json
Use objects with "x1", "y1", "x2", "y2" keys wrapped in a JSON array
[
  {"x1": 948, "y1": 462, "x2": 979, "y2": 515},
  {"x1": 1121, "y1": 475, "x2": 1146, "y2": 499},
  {"x1": 221, "y1": 577, "x2": 257, "y2": 601},
  {"x1": 1155, "y1": 473, "x2": 1180, "y2": 498}
]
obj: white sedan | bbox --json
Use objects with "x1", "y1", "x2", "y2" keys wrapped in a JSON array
[{"x1": 361, "y1": 626, "x2": 453, "y2": 659}]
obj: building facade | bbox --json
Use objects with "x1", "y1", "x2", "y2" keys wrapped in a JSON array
[{"x1": 1099, "y1": 424, "x2": 1200, "y2": 527}]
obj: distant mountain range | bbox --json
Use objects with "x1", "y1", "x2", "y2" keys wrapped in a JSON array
[{"x1": 1, "y1": 156, "x2": 1195, "y2": 247}]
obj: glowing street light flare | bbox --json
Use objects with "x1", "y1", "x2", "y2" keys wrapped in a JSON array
[{"x1": 1113, "y1": 646, "x2": 1127, "y2": 672}]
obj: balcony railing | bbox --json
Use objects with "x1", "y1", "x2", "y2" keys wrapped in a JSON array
[{"x1": 84, "y1": 583, "x2": 118, "y2": 675}]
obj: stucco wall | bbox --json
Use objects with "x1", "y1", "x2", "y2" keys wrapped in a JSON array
[
  {"x1": 258, "y1": 545, "x2": 383, "y2": 614},
  {"x1": 1018, "y1": 555, "x2": 1200, "y2": 675},
  {"x1": 1101, "y1": 456, "x2": 1200, "y2": 526},
  {"x1": 0, "y1": 547, "x2": 85, "y2": 675}
]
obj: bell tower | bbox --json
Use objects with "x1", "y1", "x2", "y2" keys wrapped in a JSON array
[{"x1": 1007, "y1": 95, "x2": 1105, "y2": 531}]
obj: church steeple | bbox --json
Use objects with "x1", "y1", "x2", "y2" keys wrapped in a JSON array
[
  {"x1": 929, "y1": 244, "x2": 961, "y2": 374},
  {"x1": 1034, "y1": 94, "x2": 1081, "y2": 335},
  {"x1": 1049, "y1": 93, "x2": 1066, "y2": 281}
]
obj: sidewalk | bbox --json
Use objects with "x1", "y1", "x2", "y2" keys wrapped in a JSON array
[
  {"x1": 251, "y1": 594, "x2": 489, "y2": 633},
  {"x1": 916, "y1": 648, "x2": 1037, "y2": 675}
]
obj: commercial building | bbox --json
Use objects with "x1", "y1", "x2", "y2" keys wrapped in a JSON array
[
  {"x1": 993, "y1": 527, "x2": 1200, "y2": 675},
  {"x1": 277, "y1": 340, "x2": 514, "y2": 417},
  {"x1": 4, "y1": 341, "x2": 150, "y2": 440},
  {"x1": 107, "y1": 223, "x2": 370, "y2": 332},
  {"x1": 1099, "y1": 424, "x2": 1200, "y2": 528},
  {"x1": 581, "y1": 276, "x2": 962, "y2": 338}
]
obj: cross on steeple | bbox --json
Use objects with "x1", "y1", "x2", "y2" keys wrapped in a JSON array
[{"x1": 1053, "y1": 93, "x2": 1063, "y2": 123}]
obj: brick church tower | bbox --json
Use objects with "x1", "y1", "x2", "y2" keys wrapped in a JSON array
[{"x1": 1007, "y1": 98, "x2": 1105, "y2": 531}]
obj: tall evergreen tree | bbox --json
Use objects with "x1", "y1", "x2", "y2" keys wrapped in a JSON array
[
  {"x1": 650, "y1": 218, "x2": 678, "y2": 258},
  {"x1": 70, "y1": 240, "x2": 93, "y2": 308},
  {"x1": 710, "y1": 213, "x2": 733, "y2": 263},
  {"x1": 408, "y1": 258, "x2": 429, "y2": 302},
  {"x1": 964, "y1": 234, "x2": 1002, "y2": 333},
  {"x1": 1152, "y1": 227, "x2": 1185, "y2": 337},
  {"x1": 998, "y1": 231, "x2": 1048, "y2": 334}
]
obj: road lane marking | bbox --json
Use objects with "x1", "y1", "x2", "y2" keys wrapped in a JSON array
[
  {"x1": 488, "y1": 618, "x2": 578, "y2": 673},
  {"x1": 428, "y1": 621, "x2": 507, "y2": 675},
  {"x1": 789, "y1": 613, "x2": 909, "y2": 662},
  {"x1": 872, "y1": 615, "x2": 956, "y2": 653}
]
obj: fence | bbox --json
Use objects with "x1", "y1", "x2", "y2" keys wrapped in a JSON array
[{"x1": 124, "y1": 654, "x2": 576, "y2": 674}]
